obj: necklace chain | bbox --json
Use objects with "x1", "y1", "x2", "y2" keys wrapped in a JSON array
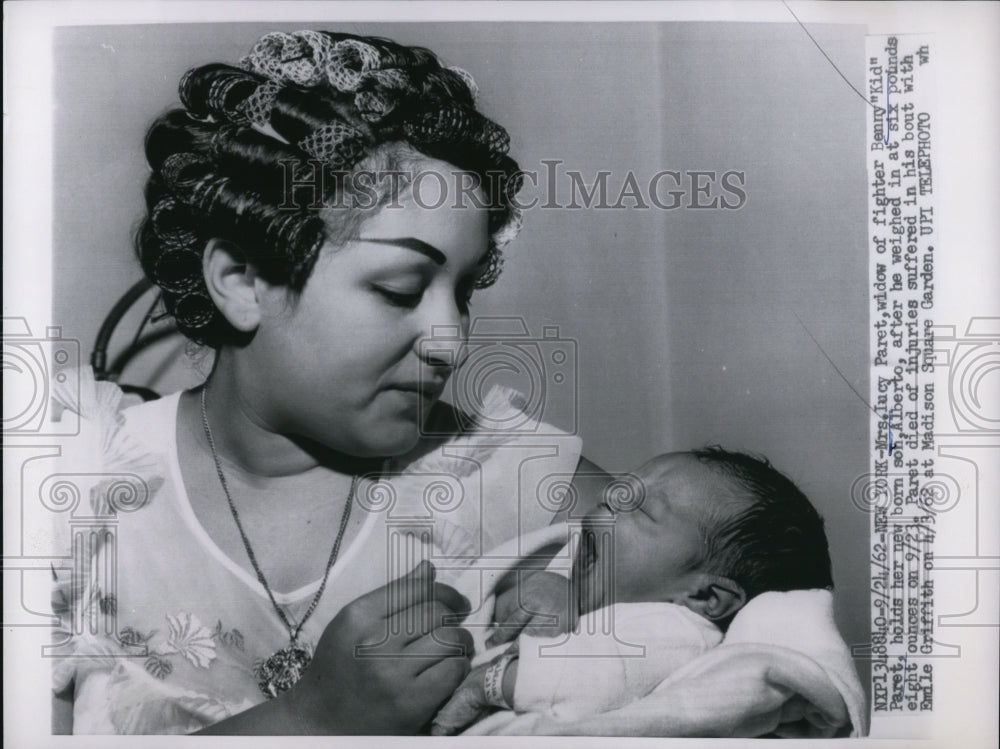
[{"x1": 199, "y1": 385, "x2": 357, "y2": 645}]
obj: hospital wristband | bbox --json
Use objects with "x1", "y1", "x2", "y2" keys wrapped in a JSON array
[{"x1": 483, "y1": 653, "x2": 516, "y2": 710}]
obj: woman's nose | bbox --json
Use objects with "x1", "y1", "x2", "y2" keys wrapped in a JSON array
[
  {"x1": 416, "y1": 323, "x2": 466, "y2": 370},
  {"x1": 414, "y1": 292, "x2": 469, "y2": 369}
]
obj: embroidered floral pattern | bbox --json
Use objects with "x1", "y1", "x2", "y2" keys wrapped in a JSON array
[
  {"x1": 213, "y1": 619, "x2": 246, "y2": 653},
  {"x1": 118, "y1": 626, "x2": 156, "y2": 656},
  {"x1": 144, "y1": 654, "x2": 174, "y2": 680},
  {"x1": 107, "y1": 615, "x2": 250, "y2": 681},
  {"x1": 158, "y1": 612, "x2": 218, "y2": 669}
]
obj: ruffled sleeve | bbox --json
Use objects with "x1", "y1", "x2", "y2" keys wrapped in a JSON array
[
  {"x1": 51, "y1": 366, "x2": 162, "y2": 477},
  {"x1": 49, "y1": 368, "x2": 165, "y2": 694}
]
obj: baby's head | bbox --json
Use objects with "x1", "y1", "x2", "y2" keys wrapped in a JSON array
[{"x1": 573, "y1": 447, "x2": 832, "y2": 627}]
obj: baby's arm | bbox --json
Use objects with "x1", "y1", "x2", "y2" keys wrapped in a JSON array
[
  {"x1": 431, "y1": 568, "x2": 569, "y2": 735},
  {"x1": 433, "y1": 604, "x2": 721, "y2": 734},
  {"x1": 432, "y1": 628, "x2": 627, "y2": 735},
  {"x1": 430, "y1": 648, "x2": 520, "y2": 735}
]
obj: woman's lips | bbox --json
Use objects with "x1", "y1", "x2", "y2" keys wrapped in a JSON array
[
  {"x1": 387, "y1": 388, "x2": 434, "y2": 417},
  {"x1": 390, "y1": 381, "x2": 445, "y2": 400},
  {"x1": 386, "y1": 383, "x2": 445, "y2": 420}
]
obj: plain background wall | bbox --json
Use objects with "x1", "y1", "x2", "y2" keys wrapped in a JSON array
[{"x1": 53, "y1": 22, "x2": 869, "y2": 688}]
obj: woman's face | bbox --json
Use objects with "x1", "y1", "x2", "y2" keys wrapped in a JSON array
[{"x1": 245, "y1": 157, "x2": 489, "y2": 458}]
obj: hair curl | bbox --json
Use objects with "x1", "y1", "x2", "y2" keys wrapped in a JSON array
[{"x1": 135, "y1": 31, "x2": 524, "y2": 347}]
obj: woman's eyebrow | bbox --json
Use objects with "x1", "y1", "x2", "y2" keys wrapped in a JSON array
[
  {"x1": 357, "y1": 236, "x2": 446, "y2": 265},
  {"x1": 358, "y1": 235, "x2": 491, "y2": 277}
]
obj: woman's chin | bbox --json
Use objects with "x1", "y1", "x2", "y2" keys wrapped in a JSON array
[
  {"x1": 357, "y1": 432, "x2": 419, "y2": 459},
  {"x1": 311, "y1": 417, "x2": 422, "y2": 460},
  {"x1": 315, "y1": 398, "x2": 445, "y2": 460}
]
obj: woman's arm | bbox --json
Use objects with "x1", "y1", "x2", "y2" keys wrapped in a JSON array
[{"x1": 196, "y1": 687, "x2": 321, "y2": 735}]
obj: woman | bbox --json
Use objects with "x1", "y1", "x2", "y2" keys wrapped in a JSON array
[{"x1": 51, "y1": 30, "x2": 608, "y2": 734}]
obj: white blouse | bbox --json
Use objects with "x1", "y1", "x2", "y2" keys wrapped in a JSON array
[{"x1": 49, "y1": 369, "x2": 582, "y2": 734}]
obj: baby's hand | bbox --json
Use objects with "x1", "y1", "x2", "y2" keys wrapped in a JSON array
[
  {"x1": 430, "y1": 662, "x2": 490, "y2": 735},
  {"x1": 488, "y1": 570, "x2": 575, "y2": 647}
]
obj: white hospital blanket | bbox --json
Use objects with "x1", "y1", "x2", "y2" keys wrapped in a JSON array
[{"x1": 446, "y1": 524, "x2": 868, "y2": 737}]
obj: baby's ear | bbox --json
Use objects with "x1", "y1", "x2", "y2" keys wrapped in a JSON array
[{"x1": 681, "y1": 574, "x2": 747, "y2": 623}]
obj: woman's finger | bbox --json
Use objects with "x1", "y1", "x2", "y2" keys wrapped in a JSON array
[
  {"x1": 386, "y1": 600, "x2": 472, "y2": 646},
  {"x1": 402, "y1": 624, "x2": 474, "y2": 658},
  {"x1": 382, "y1": 560, "x2": 437, "y2": 617},
  {"x1": 404, "y1": 629, "x2": 474, "y2": 676},
  {"x1": 356, "y1": 562, "x2": 471, "y2": 620},
  {"x1": 430, "y1": 581, "x2": 472, "y2": 620},
  {"x1": 432, "y1": 620, "x2": 475, "y2": 655},
  {"x1": 414, "y1": 643, "x2": 472, "y2": 687}
]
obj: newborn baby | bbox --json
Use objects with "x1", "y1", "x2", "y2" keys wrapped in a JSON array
[{"x1": 432, "y1": 447, "x2": 833, "y2": 734}]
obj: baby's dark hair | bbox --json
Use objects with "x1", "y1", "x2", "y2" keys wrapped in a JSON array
[{"x1": 691, "y1": 446, "x2": 833, "y2": 601}]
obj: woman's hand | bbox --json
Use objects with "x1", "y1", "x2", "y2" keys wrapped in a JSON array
[
  {"x1": 290, "y1": 559, "x2": 474, "y2": 734},
  {"x1": 199, "y1": 560, "x2": 472, "y2": 734},
  {"x1": 487, "y1": 571, "x2": 575, "y2": 647}
]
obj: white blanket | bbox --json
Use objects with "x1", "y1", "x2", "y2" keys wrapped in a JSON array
[{"x1": 446, "y1": 524, "x2": 868, "y2": 738}]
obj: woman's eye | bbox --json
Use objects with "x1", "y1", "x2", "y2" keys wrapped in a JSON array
[{"x1": 374, "y1": 285, "x2": 423, "y2": 308}]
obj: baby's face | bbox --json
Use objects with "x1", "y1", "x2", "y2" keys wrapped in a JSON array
[{"x1": 572, "y1": 452, "x2": 734, "y2": 613}]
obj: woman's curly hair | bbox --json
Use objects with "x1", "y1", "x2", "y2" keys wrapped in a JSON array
[{"x1": 136, "y1": 30, "x2": 524, "y2": 347}]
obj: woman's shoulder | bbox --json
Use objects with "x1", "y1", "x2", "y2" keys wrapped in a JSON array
[
  {"x1": 54, "y1": 366, "x2": 178, "y2": 425},
  {"x1": 52, "y1": 366, "x2": 174, "y2": 480}
]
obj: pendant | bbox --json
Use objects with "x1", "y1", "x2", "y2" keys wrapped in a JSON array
[{"x1": 254, "y1": 641, "x2": 313, "y2": 699}]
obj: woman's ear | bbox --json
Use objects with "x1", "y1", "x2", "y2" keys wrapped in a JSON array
[
  {"x1": 679, "y1": 574, "x2": 747, "y2": 623},
  {"x1": 203, "y1": 238, "x2": 262, "y2": 333}
]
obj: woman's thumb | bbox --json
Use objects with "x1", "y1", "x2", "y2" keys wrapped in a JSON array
[{"x1": 407, "y1": 559, "x2": 436, "y2": 581}]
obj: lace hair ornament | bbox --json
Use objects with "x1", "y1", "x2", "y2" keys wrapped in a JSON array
[{"x1": 139, "y1": 30, "x2": 523, "y2": 347}]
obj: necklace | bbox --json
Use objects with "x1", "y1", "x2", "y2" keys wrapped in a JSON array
[{"x1": 200, "y1": 385, "x2": 357, "y2": 699}]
